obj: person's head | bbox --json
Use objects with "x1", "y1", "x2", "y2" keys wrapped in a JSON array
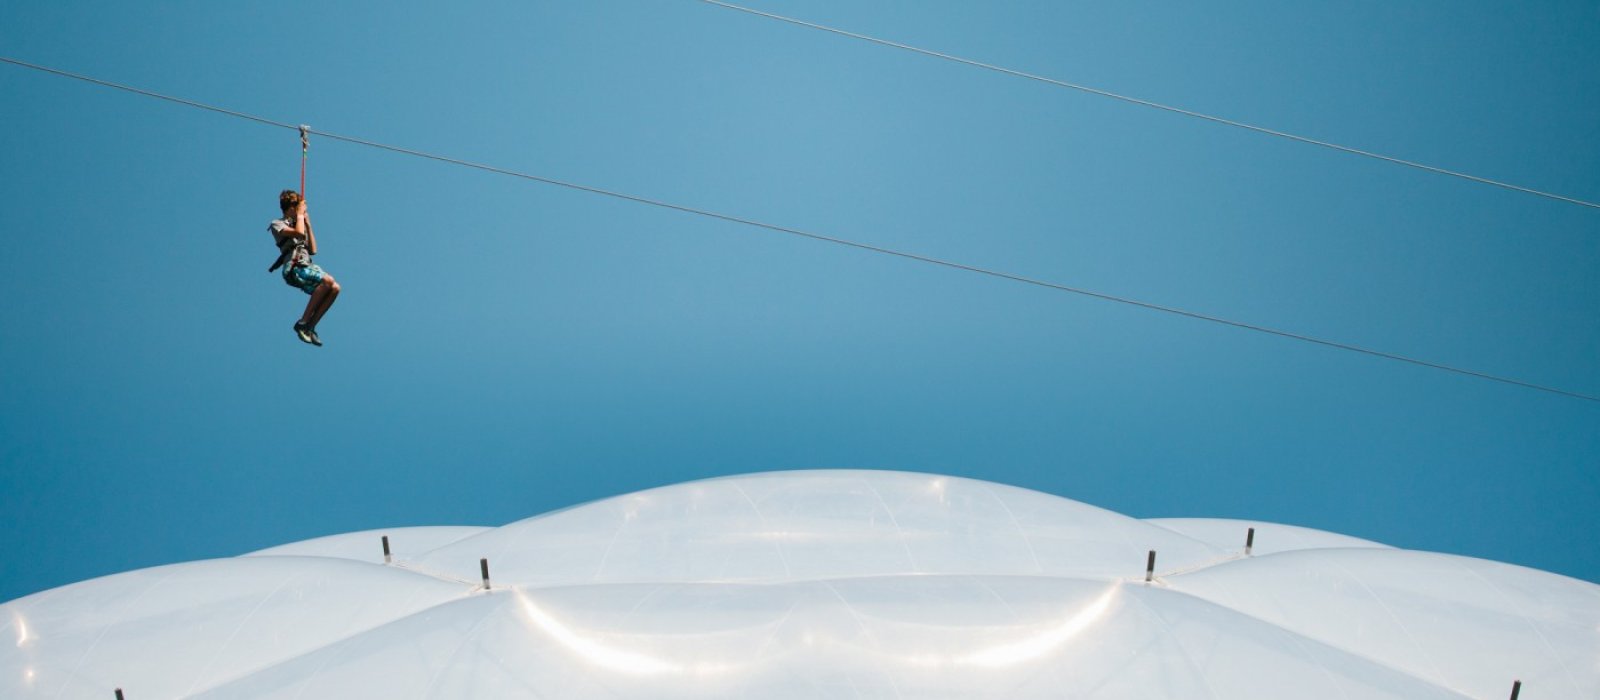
[{"x1": 279, "y1": 189, "x2": 302, "y2": 215}]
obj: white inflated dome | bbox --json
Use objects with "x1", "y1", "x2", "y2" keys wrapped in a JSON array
[{"x1": 3, "y1": 470, "x2": 1596, "y2": 698}]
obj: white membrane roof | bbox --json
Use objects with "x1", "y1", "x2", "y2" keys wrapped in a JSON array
[{"x1": 3, "y1": 470, "x2": 1595, "y2": 698}]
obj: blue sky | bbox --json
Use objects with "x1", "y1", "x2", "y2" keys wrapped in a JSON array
[{"x1": 1, "y1": 0, "x2": 1596, "y2": 603}]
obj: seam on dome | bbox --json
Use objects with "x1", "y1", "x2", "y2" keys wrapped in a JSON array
[
  {"x1": 1140, "y1": 519, "x2": 1254, "y2": 552},
  {"x1": 1141, "y1": 519, "x2": 1396, "y2": 551},
  {"x1": 242, "y1": 527, "x2": 492, "y2": 560},
  {"x1": 387, "y1": 558, "x2": 479, "y2": 586},
  {"x1": 465, "y1": 482, "x2": 710, "y2": 571},
  {"x1": 413, "y1": 527, "x2": 495, "y2": 556},
  {"x1": 747, "y1": 599, "x2": 803, "y2": 671},
  {"x1": 55, "y1": 566, "x2": 181, "y2": 700},
  {"x1": 618, "y1": 584, "x2": 668, "y2": 626},
  {"x1": 388, "y1": 548, "x2": 1247, "y2": 589},
  {"x1": 437, "y1": 503, "x2": 583, "y2": 574},
  {"x1": 982, "y1": 484, "x2": 1045, "y2": 574},
  {"x1": 732, "y1": 482, "x2": 793, "y2": 579},
  {"x1": 499, "y1": 573, "x2": 1182, "y2": 599},
  {"x1": 169, "y1": 562, "x2": 480, "y2": 695},
  {"x1": 243, "y1": 554, "x2": 479, "y2": 587},
  {"x1": 1458, "y1": 562, "x2": 1585, "y2": 695},
  {"x1": 1251, "y1": 608, "x2": 1358, "y2": 700},
  {"x1": 33, "y1": 559, "x2": 473, "y2": 698},
  {"x1": 818, "y1": 580, "x2": 886, "y2": 654},
  {"x1": 1159, "y1": 546, "x2": 1422, "y2": 582},
  {"x1": 511, "y1": 571, "x2": 1131, "y2": 589},
  {"x1": 417, "y1": 593, "x2": 512, "y2": 698},
  {"x1": 185, "y1": 590, "x2": 510, "y2": 697},
  {"x1": 815, "y1": 578, "x2": 911, "y2": 700},
  {"x1": 284, "y1": 634, "x2": 342, "y2": 700},
  {"x1": 1121, "y1": 589, "x2": 1226, "y2": 700},
  {"x1": 861, "y1": 478, "x2": 920, "y2": 573},
  {"x1": 181, "y1": 571, "x2": 306, "y2": 696},
  {"x1": 236, "y1": 553, "x2": 475, "y2": 587},
  {"x1": 591, "y1": 509, "x2": 632, "y2": 580},
  {"x1": 1155, "y1": 552, "x2": 1248, "y2": 579},
  {"x1": 1323, "y1": 558, "x2": 1453, "y2": 686},
  {"x1": 969, "y1": 576, "x2": 1026, "y2": 624},
  {"x1": 1145, "y1": 581, "x2": 1475, "y2": 699}
]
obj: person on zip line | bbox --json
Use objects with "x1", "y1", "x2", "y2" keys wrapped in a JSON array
[{"x1": 268, "y1": 189, "x2": 340, "y2": 346}]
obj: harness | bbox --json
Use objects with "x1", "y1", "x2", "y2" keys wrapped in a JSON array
[{"x1": 268, "y1": 223, "x2": 311, "y2": 274}]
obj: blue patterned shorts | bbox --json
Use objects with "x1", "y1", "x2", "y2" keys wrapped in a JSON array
[{"x1": 283, "y1": 263, "x2": 326, "y2": 295}]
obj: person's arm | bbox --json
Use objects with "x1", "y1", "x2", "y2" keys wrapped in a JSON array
[
  {"x1": 273, "y1": 203, "x2": 313, "y2": 244},
  {"x1": 288, "y1": 198, "x2": 318, "y2": 255},
  {"x1": 299, "y1": 200, "x2": 318, "y2": 255}
]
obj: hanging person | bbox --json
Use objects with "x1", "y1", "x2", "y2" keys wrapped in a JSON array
[{"x1": 268, "y1": 189, "x2": 340, "y2": 345}]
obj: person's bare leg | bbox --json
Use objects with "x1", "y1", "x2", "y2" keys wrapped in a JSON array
[
  {"x1": 301, "y1": 277, "x2": 335, "y2": 326},
  {"x1": 308, "y1": 276, "x2": 340, "y2": 328}
]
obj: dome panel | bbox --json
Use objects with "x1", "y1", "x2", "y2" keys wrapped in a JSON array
[
  {"x1": 193, "y1": 576, "x2": 1471, "y2": 699},
  {"x1": 414, "y1": 471, "x2": 1225, "y2": 586},
  {"x1": 1167, "y1": 548, "x2": 1600, "y2": 698},
  {"x1": 1, "y1": 556, "x2": 467, "y2": 699}
]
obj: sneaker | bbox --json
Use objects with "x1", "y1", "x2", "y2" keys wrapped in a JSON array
[
  {"x1": 294, "y1": 322, "x2": 315, "y2": 344},
  {"x1": 308, "y1": 328, "x2": 323, "y2": 347}
]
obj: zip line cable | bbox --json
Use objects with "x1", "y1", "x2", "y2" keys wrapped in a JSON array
[
  {"x1": 697, "y1": 0, "x2": 1600, "y2": 211},
  {"x1": 2, "y1": 55, "x2": 1595, "y2": 403}
]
